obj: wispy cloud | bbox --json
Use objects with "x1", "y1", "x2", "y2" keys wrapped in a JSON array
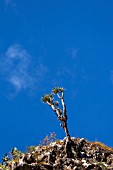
[
  {"x1": 54, "y1": 47, "x2": 79, "y2": 84},
  {"x1": 0, "y1": 44, "x2": 48, "y2": 96},
  {"x1": 5, "y1": 0, "x2": 16, "y2": 7},
  {"x1": 5, "y1": 0, "x2": 13, "y2": 6},
  {"x1": 51, "y1": 47, "x2": 88, "y2": 98},
  {"x1": 4, "y1": 0, "x2": 18, "y2": 14},
  {"x1": 66, "y1": 47, "x2": 79, "y2": 59}
]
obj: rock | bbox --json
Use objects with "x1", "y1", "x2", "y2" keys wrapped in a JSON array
[{"x1": 1, "y1": 137, "x2": 113, "y2": 170}]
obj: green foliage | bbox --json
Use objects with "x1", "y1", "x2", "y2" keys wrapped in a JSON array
[
  {"x1": 0, "y1": 148, "x2": 23, "y2": 169},
  {"x1": 11, "y1": 147, "x2": 21, "y2": 159},
  {"x1": 96, "y1": 162, "x2": 107, "y2": 169},
  {"x1": 26, "y1": 146, "x2": 36, "y2": 154},
  {"x1": 0, "y1": 164, "x2": 10, "y2": 170},
  {"x1": 52, "y1": 87, "x2": 64, "y2": 94},
  {"x1": 42, "y1": 87, "x2": 64, "y2": 103},
  {"x1": 42, "y1": 94, "x2": 53, "y2": 103},
  {"x1": 2, "y1": 154, "x2": 9, "y2": 166}
]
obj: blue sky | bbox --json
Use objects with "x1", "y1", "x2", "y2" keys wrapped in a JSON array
[{"x1": 0, "y1": 0, "x2": 113, "y2": 160}]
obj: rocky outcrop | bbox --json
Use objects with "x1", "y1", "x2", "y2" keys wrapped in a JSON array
[{"x1": 1, "y1": 137, "x2": 113, "y2": 170}]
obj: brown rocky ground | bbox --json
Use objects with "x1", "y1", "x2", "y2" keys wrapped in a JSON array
[{"x1": 1, "y1": 137, "x2": 113, "y2": 170}]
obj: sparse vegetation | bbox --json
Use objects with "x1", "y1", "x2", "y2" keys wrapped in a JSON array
[{"x1": 40, "y1": 132, "x2": 56, "y2": 146}]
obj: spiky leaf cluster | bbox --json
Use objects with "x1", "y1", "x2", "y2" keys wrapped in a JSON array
[
  {"x1": 52, "y1": 87, "x2": 64, "y2": 94},
  {"x1": 42, "y1": 94, "x2": 53, "y2": 104}
]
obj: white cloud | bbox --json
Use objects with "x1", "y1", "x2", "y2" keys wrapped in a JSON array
[
  {"x1": 5, "y1": 0, "x2": 12, "y2": 6},
  {"x1": 4, "y1": 0, "x2": 18, "y2": 14},
  {"x1": 66, "y1": 47, "x2": 79, "y2": 59},
  {"x1": 6, "y1": 44, "x2": 27, "y2": 58},
  {"x1": 0, "y1": 44, "x2": 48, "y2": 95},
  {"x1": 10, "y1": 76, "x2": 24, "y2": 90},
  {"x1": 5, "y1": 0, "x2": 16, "y2": 6}
]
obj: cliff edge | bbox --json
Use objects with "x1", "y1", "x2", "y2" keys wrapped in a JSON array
[{"x1": 1, "y1": 137, "x2": 113, "y2": 170}]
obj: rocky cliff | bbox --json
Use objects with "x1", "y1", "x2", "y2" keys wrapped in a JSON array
[
  {"x1": 1, "y1": 137, "x2": 113, "y2": 170},
  {"x1": 1, "y1": 88, "x2": 113, "y2": 170}
]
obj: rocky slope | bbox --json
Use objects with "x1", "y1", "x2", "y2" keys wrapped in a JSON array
[{"x1": 1, "y1": 137, "x2": 113, "y2": 170}]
